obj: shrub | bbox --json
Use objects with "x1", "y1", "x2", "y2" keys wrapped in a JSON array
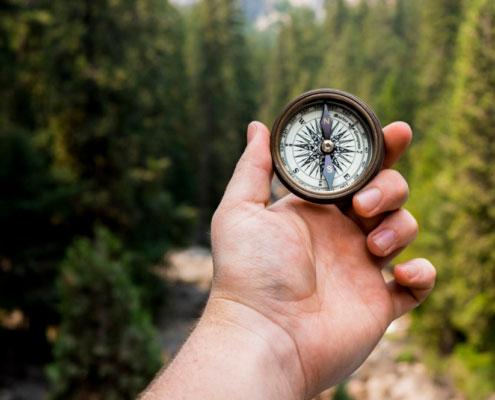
[{"x1": 47, "y1": 227, "x2": 162, "y2": 400}]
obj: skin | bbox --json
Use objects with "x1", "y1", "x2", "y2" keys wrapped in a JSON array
[{"x1": 142, "y1": 121, "x2": 436, "y2": 400}]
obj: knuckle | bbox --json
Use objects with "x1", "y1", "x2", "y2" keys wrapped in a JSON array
[
  {"x1": 379, "y1": 169, "x2": 409, "y2": 203},
  {"x1": 381, "y1": 168, "x2": 402, "y2": 182},
  {"x1": 398, "y1": 176, "x2": 410, "y2": 199},
  {"x1": 234, "y1": 156, "x2": 250, "y2": 174},
  {"x1": 414, "y1": 258, "x2": 437, "y2": 283},
  {"x1": 401, "y1": 209, "x2": 419, "y2": 236},
  {"x1": 393, "y1": 209, "x2": 418, "y2": 239},
  {"x1": 419, "y1": 257, "x2": 436, "y2": 274},
  {"x1": 387, "y1": 169, "x2": 409, "y2": 198}
]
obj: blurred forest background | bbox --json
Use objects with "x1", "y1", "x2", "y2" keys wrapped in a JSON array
[{"x1": 0, "y1": 0, "x2": 493, "y2": 399}]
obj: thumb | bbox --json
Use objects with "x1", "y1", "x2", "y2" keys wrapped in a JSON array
[{"x1": 220, "y1": 121, "x2": 273, "y2": 209}]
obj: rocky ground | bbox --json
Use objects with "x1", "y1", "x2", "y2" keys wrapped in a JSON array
[{"x1": 158, "y1": 246, "x2": 466, "y2": 400}]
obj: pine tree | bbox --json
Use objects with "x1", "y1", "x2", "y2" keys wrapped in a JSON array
[
  {"x1": 262, "y1": 5, "x2": 323, "y2": 123},
  {"x1": 414, "y1": 0, "x2": 465, "y2": 135},
  {"x1": 43, "y1": 0, "x2": 193, "y2": 252},
  {"x1": 47, "y1": 227, "x2": 161, "y2": 400},
  {"x1": 260, "y1": 16, "x2": 290, "y2": 123},
  {"x1": 442, "y1": 0, "x2": 494, "y2": 362},
  {"x1": 0, "y1": 0, "x2": 195, "y2": 364},
  {"x1": 322, "y1": 0, "x2": 349, "y2": 40},
  {"x1": 405, "y1": 0, "x2": 495, "y2": 394},
  {"x1": 0, "y1": 0, "x2": 72, "y2": 359},
  {"x1": 186, "y1": 0, "x2": 256, "y2": 244},
  {"x1": 375, "y1": 0, "x2": 420, "y2": 126}
]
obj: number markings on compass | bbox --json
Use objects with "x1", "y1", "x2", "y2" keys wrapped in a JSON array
[{"x1": 279, "y1": 104, "x2": 372, "y2": 192}]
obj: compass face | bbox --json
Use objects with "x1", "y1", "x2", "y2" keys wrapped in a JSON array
[
  {"x1": 279, "y1": 103, "x2": 372, "y2": 192},
  {"x1": 271, "y1": 89, "x2": 384, "y2": 203}
]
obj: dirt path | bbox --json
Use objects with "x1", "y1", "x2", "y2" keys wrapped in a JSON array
[{"x1": 158, "y1": 247, "x2": 464, "y2": 400}]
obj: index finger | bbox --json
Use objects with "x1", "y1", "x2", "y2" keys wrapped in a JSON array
[{"x1": 382, "y1": 121, "x2": 412, "y2": 169}]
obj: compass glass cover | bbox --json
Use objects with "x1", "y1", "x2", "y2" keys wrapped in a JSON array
[{"x1": 279, "y1": 102, "x2": 373, "y2": 192}]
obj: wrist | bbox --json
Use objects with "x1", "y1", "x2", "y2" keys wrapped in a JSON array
[
  {"x1": 142, "y1": 293, "x2": 307, "y2": 400},
  {"x1": 201, "y1": 295, "x2": 306, "y2": 400}
]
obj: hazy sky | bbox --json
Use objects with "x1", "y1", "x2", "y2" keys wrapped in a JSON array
[
  {"x1": 170, "y1": 0, "x2": 327, "y2": 29},
  {"x1": 171, "y1": 0, "x2": 324, "y2": 10}
]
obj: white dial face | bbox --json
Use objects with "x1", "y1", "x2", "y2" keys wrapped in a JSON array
[{"x1": 279, "y1": 103, "x2": 372, "y2": 192}]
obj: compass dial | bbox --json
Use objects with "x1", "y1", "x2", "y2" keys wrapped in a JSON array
[
  {"x1": 271, "y1": 89, "x2": 384, "y2": 204},
  {"x1": 279, "y1": 103, "x2": 372, "y2": 192}
]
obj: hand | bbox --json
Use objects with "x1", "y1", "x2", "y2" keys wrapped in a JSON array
[
  {"x1": 208, "y1": 120, "x2": 436, "y2": 398},
  {"x1": 143, "y1": 120, "x2": 436, "y2": 400}
]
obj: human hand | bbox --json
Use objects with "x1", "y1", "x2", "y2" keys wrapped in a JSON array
[
  {"x1": 207, "y1": 121, "x2": 436, "y2": 398},
  {"x1": 144, "y1": 120, "x2": 436, "y2": 400}
]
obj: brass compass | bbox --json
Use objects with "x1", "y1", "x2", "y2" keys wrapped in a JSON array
[{"x1": 270, "y1": 89, "x2": 385, "y2": 204}]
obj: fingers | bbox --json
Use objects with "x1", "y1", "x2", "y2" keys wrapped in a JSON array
[
  {"x1": 347, "y1": 169, "x2": 409, "y2": 233},
  {"x1": 344, "y1": 122, "x2": 411, "y2": 233},
  {"x1": 387, "y1": 258, "x2": 436, "y2": 319},
  {"x1": 382, "y1": 122, "x2": 412, "y2": 169},
  {"x1": 367, "y1": 209, "x2": 418, "y2": 257},
  {"x1": 219, "y1": 122, "x2": 273, "y2": 210},
  {"x1": 353, "y1": 169, "x2": 409, "y2": 218}
]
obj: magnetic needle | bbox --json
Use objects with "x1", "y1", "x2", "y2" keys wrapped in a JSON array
[{"x1": 270, "y1": 89, "x2": 384, "y2": 204}]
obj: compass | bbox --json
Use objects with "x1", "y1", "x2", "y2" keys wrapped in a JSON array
[{"x1": 270, "y1": 89, "x2": 385, "y2": 204}]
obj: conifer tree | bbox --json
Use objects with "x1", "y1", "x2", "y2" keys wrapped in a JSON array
[
  {"x1": 44, "y1": 0, "x2": 192, "y2": 252},
  {"x1": 47, "y1": 227, "x2": 161, "y2": 399},
  {"x1": 375, "y1": 0, "x2": 420, "y2": 126},
  {"x1": 414, "y1": 0, "x2": 465, "y2": 135},
  {"x1": 263, "y1": 6, "x2": 323, "y2": 123},
  {"x1": 445, "y1": 0, "x2": 495, "y2": 355},
  {"x1": 405, "y1": 0, "x2": 494, "y2": 393},
  {"x1": 0, "y1": 0, "x2": 72, "y2": 356},
  {"x1": 186, "y1": 0, "x2": 256, "y2": 243}
]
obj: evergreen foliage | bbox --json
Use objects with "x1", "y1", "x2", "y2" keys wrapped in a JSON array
[
  {"x1": 43, "y1": 0, "x2": 194, "y2": 252},
  {"x1": 0, "y1": 128, "x2": 70, "y2": 331},
  {"x1": 185, "y1": 0, "x2": 257, "y2": 243},
  {"x1": 0, "y1": 0, "x2": 493, "y2": 397},
  {"x1": 262, "y1": 6, "x2": 323, "y2": 123},
  {"x1": 404, "y1": 0, "x2": 495, "y2": 395},
  {"x1": 47, "y1": 227, "x2": 161, "y2": 400},
  {"x1": 0, "y1": 0, "x2": 194, "y2": 349}
]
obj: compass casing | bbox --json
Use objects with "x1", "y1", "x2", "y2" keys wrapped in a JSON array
[{"x1": 270, "y1": 89, "x2": 384, "y2": 204}]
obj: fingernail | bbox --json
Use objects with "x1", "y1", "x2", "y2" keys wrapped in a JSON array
[
  {"x1": 400, "y1": 262, "x2": 419, "y2": 279},
  {"x1": 247, "y1": 121, "x2": 259, "y2": 144},
  {"x1": 355, "y1": 187, "x2": 382, "y2": 212},
  {"x1": 372, "y1": 229, "x2": 396, "y2": 253}
]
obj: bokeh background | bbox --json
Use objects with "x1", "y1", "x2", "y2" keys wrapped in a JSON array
[{"x1": 0, "y1": 0, "x2": 493, "y2": 399}]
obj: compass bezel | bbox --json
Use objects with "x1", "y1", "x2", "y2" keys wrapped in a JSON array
[{"x1": 270, "y1": 89, "x2": 384, "y2": 204}]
